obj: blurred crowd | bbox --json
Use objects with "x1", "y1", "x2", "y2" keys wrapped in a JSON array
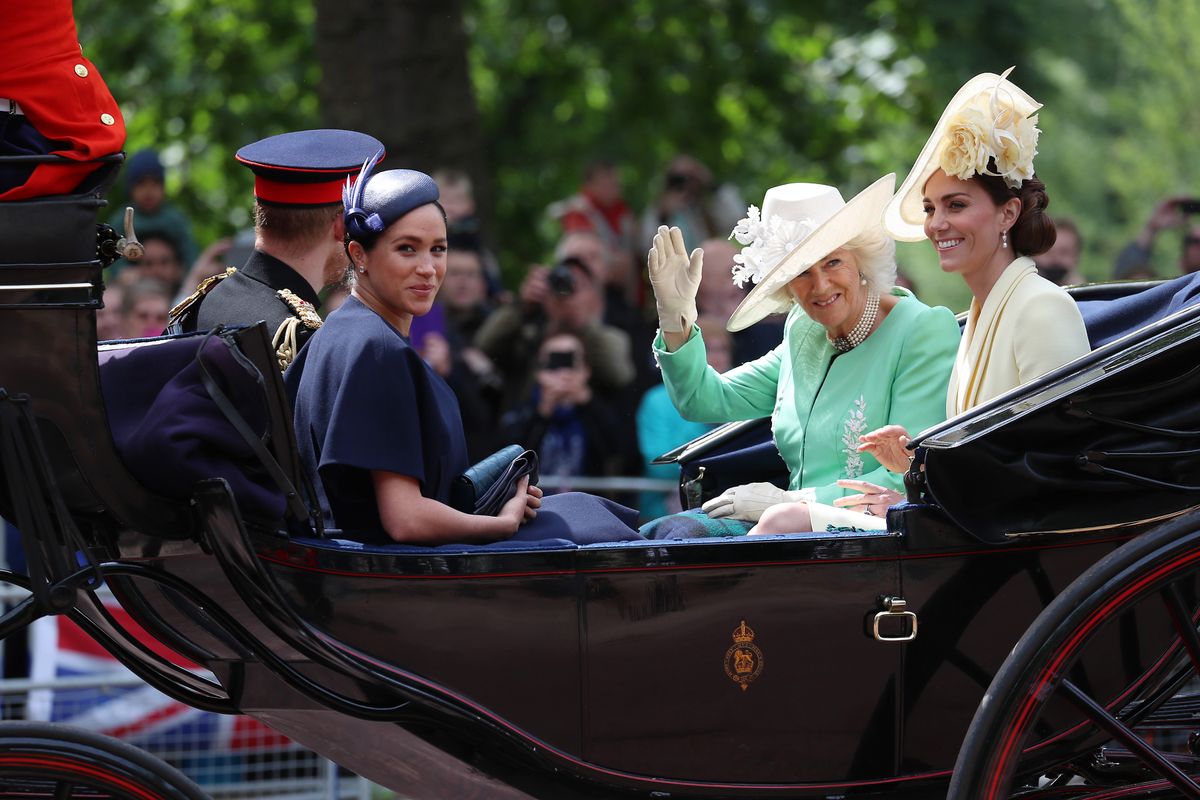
[{"x1": 101, "y1": 148, "x2": 1200, "y2": 514}]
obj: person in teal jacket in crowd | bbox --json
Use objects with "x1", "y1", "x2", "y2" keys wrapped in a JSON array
[{"x1": 642, "y1": 173, "x2": 960, "y2": 538}]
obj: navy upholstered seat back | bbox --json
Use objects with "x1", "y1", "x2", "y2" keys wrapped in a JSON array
[{"x1": 1077, "y1": 272, "x2": 1200, "y2": 349}]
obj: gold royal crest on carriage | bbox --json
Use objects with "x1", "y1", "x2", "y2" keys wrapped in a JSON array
[{"x1": 723, "y1": 620, "x2": 764, "y2": 691}]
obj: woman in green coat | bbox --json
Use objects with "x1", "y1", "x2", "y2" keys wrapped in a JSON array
[{"x1": 645, "y1": 173, "x2": 959, "y2": 537}]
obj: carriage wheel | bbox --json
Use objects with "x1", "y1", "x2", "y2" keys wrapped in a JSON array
[
  {"x1": 0, "y1": 721, "x2": 210, "y2": 800},
  {"x1": 949, "y1": 511, "x2": 1200, "y2": 799}
]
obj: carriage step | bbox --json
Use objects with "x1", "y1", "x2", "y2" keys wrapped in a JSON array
[{"x1": 1133, "y1": 692, "x2": 1200, "y2": 728}]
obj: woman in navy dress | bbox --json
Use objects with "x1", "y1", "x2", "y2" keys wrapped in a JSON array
[
  {"x1": 287, "y1": 154, "x2": 640, "y2": 546},
  {"x1": 286, "y1": 155, "x2": 540, "y2": 544}
]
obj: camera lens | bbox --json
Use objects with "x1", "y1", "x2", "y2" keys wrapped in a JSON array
[
  {"x1": 666, "y1": 172, "x2": 689, "y2": 190},
  {"x1": 548, "y1": 263, "x2": 576, "y2": 296}
]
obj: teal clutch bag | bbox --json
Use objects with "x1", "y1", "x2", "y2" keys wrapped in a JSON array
[{"x1": 449, "y1": 445, "x2": 539, "y2": 516}]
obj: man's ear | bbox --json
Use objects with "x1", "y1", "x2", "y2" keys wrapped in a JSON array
[{"x1": 331, "y1": 212, "x2": 346, "y2": 241}]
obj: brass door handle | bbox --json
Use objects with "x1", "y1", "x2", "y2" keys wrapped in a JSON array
[{"x1": 873, "y1": 596, "x2": 918, "y2": 642}]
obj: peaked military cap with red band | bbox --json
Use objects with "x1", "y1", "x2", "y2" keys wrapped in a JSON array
[{"x1": 236, "y1": 129, "x2": 384, "y2": 207}]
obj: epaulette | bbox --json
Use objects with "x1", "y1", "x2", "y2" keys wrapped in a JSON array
[
  {"x1": 167, "y1": 267, "x2": 237, "y2": 323},
  {"x1": 276, "y1": 289, "x2": 323, "y2": 331},
  {"x1": 272, "y1": 289, "x2": 323, "y2": 371}
]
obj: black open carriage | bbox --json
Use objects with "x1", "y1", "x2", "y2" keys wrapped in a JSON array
[{"x1": 5, "y1": 163, "x2": 1200, "y2": 799}]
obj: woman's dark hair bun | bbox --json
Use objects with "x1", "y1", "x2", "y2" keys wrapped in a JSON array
[
  {"x1": 973, "y1": 169, "x2": 1056, "y2": 256},
  {"x1": 1011, "y1": 175, "x2": 1056, "y2": 256}
]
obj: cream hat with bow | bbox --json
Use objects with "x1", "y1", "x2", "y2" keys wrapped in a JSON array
[{"x1": 884, "y1": 68, "x2": 1043, "y2": 242}]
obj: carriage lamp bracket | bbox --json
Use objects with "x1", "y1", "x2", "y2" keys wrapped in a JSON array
[
  {"x1": 873, "y1": 596, "x2": 918, "y2": 642},
  {"x1": 96, "y1": 207, "x2": 145, "y2": 268}
]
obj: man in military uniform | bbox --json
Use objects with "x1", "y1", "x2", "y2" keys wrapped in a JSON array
[{"x1": 167, "y1": 129, "x2": 384, "y2": 370}]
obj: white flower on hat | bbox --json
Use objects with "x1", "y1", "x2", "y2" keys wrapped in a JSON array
[{"x1": 729, "y1": 206, "x2": 819, "y2": 288}]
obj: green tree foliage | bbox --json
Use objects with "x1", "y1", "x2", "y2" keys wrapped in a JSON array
[
  {"x1": 464, "y1": 0, "x2": 1053, "y2": 307},
  {"x1": 74, "y1": 1, "x2": 1200, "y2": 308},
  {"x1": 1032, "y1": 0, "x2": 1200, "y2": 281},
  {"x1": 76, "y1": 1, "x2": 320, "y2": 245}
]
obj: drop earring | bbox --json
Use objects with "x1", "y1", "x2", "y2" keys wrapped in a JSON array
[
  {"x1": 1001, "y1": 230, "x2": 1009, "y2": 249},
  {"x1": 357, "y1": 264, "x2": 366, "y2": 274},
  {"x1": 859, "y1": 273, "x2": 867, "y2": 286}
]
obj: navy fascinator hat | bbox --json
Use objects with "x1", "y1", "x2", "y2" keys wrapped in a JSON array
[{"x1": 343, "y1": 150, "x2": 441, "y2": 243}]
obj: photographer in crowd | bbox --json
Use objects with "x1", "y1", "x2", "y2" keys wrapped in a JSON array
[
  {"x1": 500, "y1": 332, "x2": 630, "y2": 495},
  {"x1": 639, "y1": 154, "x2": 745, "y2": 254},
  {"x1": 1114, "y1": 196, "x2": 1200, "y2": 280},
  {"x1": 473, "y1": 243, "x2": 636, "y2": 414}
]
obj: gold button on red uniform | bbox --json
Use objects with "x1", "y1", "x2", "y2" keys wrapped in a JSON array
[{"x1": 0, "y1": 1, "x2": 127, "y2": 200}]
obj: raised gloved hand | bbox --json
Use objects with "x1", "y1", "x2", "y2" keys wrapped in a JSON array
[
  {"x1": 701, "y1": 482, "x2": 816, "y2": 522},
  {"x1": 647, "y1": 225, "x2": 703, "y2": 333}
]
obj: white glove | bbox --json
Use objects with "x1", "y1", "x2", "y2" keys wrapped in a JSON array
[
  {"x1": 701, "y1": 482, "x2": 816, "y2": 522},
  {"x1": 647, "y1": 225, "x2": 703, "y2": 333}
]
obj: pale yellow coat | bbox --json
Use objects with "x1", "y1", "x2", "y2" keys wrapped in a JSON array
[{"x1": 948, "y1": 257, "x2": 1090, "y2": 416}]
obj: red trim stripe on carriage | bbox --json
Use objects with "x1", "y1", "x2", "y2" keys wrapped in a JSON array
[
  {"x1": 321, "y1": 632, "x2": 956, "y2": 793},
  {"x1": 1022, "y1": 609, "x2": 1194, "y2": 755},
  {"x1": 257, "y1": 534, "x2": 1134, "y2": 580},
  {"x1": 986, "y1": 546, "x2": 1200, "y2": 800},
  {"x1": 0, "y1": 755, "x2": 160, "y2": 800}
]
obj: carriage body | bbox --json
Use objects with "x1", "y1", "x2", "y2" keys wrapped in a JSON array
[{"x1": 4, "y1": 183, "x2": 1200, "y2": 798}]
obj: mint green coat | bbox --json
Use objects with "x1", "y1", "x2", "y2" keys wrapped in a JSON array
[{"x1": 655, "y1": 291, "x2": 959, "y2": 504}]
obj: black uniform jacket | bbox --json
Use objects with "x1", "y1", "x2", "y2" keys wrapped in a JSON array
[{"x1": 166, "y1": 250, "x2": 323, "y2": 369}]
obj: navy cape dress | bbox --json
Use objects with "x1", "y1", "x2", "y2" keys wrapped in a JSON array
[{"x1": 286, "y1": 296, "x2": 640, "y2": 545}]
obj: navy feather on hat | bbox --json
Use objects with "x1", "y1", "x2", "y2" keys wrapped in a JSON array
[{"x1": 343, "y1": 154, "x2": 441, "y2": 242}]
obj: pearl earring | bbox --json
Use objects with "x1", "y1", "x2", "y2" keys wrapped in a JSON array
[
  {"x1": 1001, "y1": 230, "x2": 1009, "y2": 249},
  {"x1": 357, "y1": 264, "x2": 366, "y2": 274},
  {"x1": 859, "y1": 273, "x2": 867, "y2": 286}
]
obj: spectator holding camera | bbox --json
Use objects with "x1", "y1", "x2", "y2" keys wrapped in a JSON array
[
  {"x1": 474, "y1": 245, "x2": 636, "y2": 413},
  {"x1": 500, "y1": 332, "x2": 628, "y2": 493},
  {"x1": 639, "y1": 155, "x2": 745, "y2": 255},
  {"x1": 1114, "y1": 196, "x2": 1200, "y2": 280}
]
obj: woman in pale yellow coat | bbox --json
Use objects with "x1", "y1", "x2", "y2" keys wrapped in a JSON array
[{"x1": 759, "y1": 69, "x2": 1091, "y2": 530}]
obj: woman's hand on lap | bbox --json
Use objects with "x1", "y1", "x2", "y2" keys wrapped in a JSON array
[{"x1": 833, "y1": 479, "x2": 903, "y2": 517}]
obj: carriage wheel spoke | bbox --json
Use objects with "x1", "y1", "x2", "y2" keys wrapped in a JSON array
[
  {"x1": 1061, "y1": 679, "x2": 1200, "y2": 798},
  {"x1": 1162, "y1": 583, "x2": 1200, "y2": 675}
]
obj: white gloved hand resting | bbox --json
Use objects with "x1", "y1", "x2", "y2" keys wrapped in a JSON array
[
  {"x1": 701, "y1": 482, "x2": 816, "y2": 522},
  {"x1": 647, "y1": 225, "x2": 703, "y2": 334}
]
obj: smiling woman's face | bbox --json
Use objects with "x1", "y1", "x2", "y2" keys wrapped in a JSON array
[
  {"x1": 352, "y1": 204, "x2": 448, "y2": 332},
  {"x1": 922, "y1": 168, "x2": 1013, "y2": 278},
  {"x1": 786, "y1": 247, "x2": 864, "y2": 337}
]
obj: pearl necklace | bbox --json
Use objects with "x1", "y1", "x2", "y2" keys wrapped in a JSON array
[{"x1": 828, "y1": 290, "x2": 881, "y2": 353}]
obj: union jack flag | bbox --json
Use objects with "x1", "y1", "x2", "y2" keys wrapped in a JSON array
[{"x1": 27, "y1": 594, "x2": 293, "y2": 754}]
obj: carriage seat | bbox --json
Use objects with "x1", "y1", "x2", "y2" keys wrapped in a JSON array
[
  {"x1": 1075, "y1": 272, "x2": 1200, "y2": 349},
  {"x1": 671, "y1": 274, "x2": 1200, "y2": 511},
  {"x1": 97, "y1": 324, "x2": 311, "y2": 530}
]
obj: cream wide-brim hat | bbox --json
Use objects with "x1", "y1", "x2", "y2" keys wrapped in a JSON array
[
  {"x1": 727, "y1": 173, "x2": 896, "y2": 332},
  {"x1": 883, "y1": 70, "x2": 1042, "y2": 242}
]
